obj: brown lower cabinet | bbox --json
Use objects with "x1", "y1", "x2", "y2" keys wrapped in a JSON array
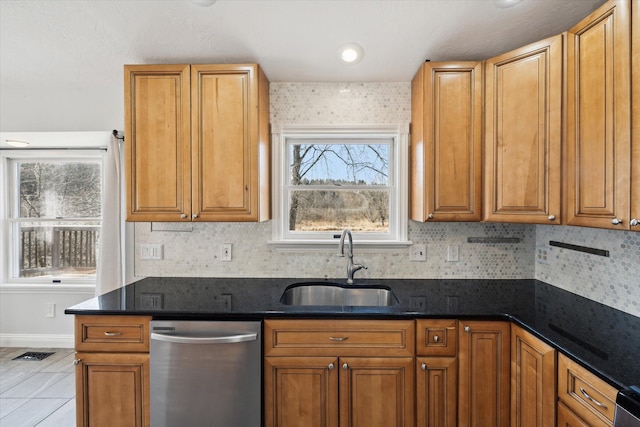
[
  {"x1": 73, "y1": 315, "x2": 151, "y2": 427},
  {"x1": 263, "y1": 319, "x2": 415, "y2": 427},
  {"x1": 458, "y1": 320, "x2": 511, "y2": 427},
  {"x1": 75, "y1": 352, "x2": 150, "y2": 427},
  {"x1": 557, "y1": 353, "x2": 618, "y2": 427},
  {"x1": 511, "y1": 324, "x2": 557, "y2": 427}
]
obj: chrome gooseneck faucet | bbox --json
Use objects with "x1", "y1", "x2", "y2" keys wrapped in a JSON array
[{"x1": 337, "y1": 229, "x2": 367, "y2": 284}]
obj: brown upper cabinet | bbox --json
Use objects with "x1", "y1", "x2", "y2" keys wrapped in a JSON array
[
  {"x1": 565, "y1": 0, "x2": 632, "y2": 230},
  {"x1": 411, "y1": 62, "x2": 483, "y2": 222},
  {"x1": 484, "y1": 35, "x2": 563, "y2": 224},
  {"x1": 124, "y1": 63, "x2": 270, "y2": 222}
]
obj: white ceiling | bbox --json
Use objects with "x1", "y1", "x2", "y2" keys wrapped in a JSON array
[{"x1": 0, "y1": 0, "x2": 605, "y2": 133}]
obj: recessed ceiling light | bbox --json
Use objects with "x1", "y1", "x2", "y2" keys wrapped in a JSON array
[
  {"x1": 4, "y1": 139, "x2": 30, "y2": 147},
  {"x1": 192, "y1": 0, "x2": 217, "y2": 6},
  {"x1": 338, "y1": 43, "x2": 364, "y2": 64},
  {"x1": 494, "y1": 0, "x2": 524, "y2": 8}
]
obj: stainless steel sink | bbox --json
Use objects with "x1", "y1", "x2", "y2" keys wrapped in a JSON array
[{"x1": 280, "y1": 282, "x2": 399, "y2": 307}]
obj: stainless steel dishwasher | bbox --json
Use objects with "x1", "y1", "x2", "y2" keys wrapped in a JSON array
[{"x1": 150, "y1": 320, "x2": 261, "y2": 427}]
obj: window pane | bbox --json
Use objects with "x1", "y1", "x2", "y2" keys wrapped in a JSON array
[
  {"x1": 289, "y1": 143, "x2": 389, "y2": 186},
  {"x1": 289, "y1": 190, "x2": 389, "y2": 232},
  {"x1": 16, "y1": 222, "x2": 100, "y2": 278},
  {"x1": 19, "y1": 162, "x2": 102, "y2": 218}
]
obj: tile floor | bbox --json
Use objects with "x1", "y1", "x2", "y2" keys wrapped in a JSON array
[{"x1": 0, "y1": 347, "x2": 75, "y2": 427}]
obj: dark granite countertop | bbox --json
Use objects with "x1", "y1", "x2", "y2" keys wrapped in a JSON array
[{"x1": 65, "y1": 277, "x2": 640, "y2": 389}]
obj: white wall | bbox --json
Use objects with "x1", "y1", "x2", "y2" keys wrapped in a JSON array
[{"x1": 0, "y1": 132, "x2": 116, "y2": 348}]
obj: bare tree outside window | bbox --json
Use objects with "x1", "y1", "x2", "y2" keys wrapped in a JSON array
[
  {"x1": 15, "y1": 161, "x2": 102, "y2": 279},
  {"x1": 288, "y1": 141, "x2": 390, "y2": 232}
]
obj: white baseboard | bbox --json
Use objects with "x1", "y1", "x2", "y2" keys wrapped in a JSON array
[{"x1": 0, "y1": 333, "x2": 74, "y2": 348}]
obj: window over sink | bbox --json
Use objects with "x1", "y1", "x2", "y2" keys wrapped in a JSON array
[{"x1": 270, "y1": 124, "x2": 409, "y2": 249}]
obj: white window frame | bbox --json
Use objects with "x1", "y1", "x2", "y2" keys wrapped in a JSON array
[
  {"x1": 270, "y1": 124, "x2": 411, "y2": 250},
  {"x1": 0, "y1": 149, "x2": 104, "y2": 286}
]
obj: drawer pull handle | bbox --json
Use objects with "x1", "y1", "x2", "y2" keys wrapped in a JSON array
[
  {"x1": 579, "y1": 387, "x2": 607, "y2": 409},
  {"x1": 433, "y1": 335, "x2": 440, "y2": 342},
  {"x1": 329, "y1": 336, "x2": 348, "y2": 342},
  {"x1": 104, "y1": 331, "x2": 123, "y2": 337}
]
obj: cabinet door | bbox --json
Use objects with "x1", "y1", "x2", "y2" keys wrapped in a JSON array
[
  {"x1": 416, "y1": 357, "x2": 458, "y2": 427},
  {"x1": 458, "y1": 321, "x2": 511, "y2": 427},
  {"x1": 566, "y1": 0, "x2": 631, "y2": 229},
  {"x1": 124, "y1": 64, "x2": 192, "y2": 221},
  {"x1": 511, "y1": 325, "x2": 556, "y2": 427},
  {"x1": 75, "y1": 352, "x2": 150, "y2": 427},
  {"x1": 264, "y1": 356, "x2": 339, "y2": 427},
  {"x1": 411, "y1": 62, "x2": 483, "y2": 222},
  {"x1": 556, "y1": 401, "x2": 610, "y2": 427},
  {"x1": 484, "y1": 35, "x2": 562, "y2": 224},
  {"x1": 192, "y1": 64, "x2": 269, "y2": 221},
  {"x1": 340, "y1": 357, "x2": 414, "y2": 427}
]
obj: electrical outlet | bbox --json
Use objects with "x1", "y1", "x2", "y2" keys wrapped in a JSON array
[
  {"x1": 536, "y1": 246, "x2": 551, "y2": 265},
  {"x1": 45, "y1": 302, "x2": 55, "y2": 318},
  {"x1": 447, "y1": 245, "x2": 459, "y2": 262},
  {"x1": 410, "y1": 244, "x2": 427, "y2": 261},
  {"x1": 141, "y1": 244, "x2": 163, "y2": 260},
  {"x1": 221, "y1": 243, "x2": 232, "y2": 261}
]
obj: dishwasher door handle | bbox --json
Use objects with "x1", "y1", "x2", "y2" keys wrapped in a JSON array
[{"x1": 151, "y1": 331, "x2": 258, "y2": 344}]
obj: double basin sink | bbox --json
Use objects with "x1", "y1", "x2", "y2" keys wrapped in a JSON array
[{"x1": 280, "y1": 282, "x2": 399, "y2": 307}]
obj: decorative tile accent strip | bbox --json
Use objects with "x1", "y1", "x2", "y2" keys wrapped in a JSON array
[
  {"x1": 549, "y1": 241, "x2": 609, "y2": 257},
  {"x1": 467, "y1": 237, "x2": 521, "y2": 244}
]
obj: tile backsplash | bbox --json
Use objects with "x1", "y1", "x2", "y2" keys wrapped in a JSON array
[
  {"x1": 133, "y1": 82, "x2": 639, "y2": 318},
  {"x1": 535, "y1": 225, "x2": 639, "y2": 317}
]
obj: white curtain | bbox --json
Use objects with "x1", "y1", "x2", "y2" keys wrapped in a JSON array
[{"x1": 95, "y1": 133, "x2": 123, "y2": 296}]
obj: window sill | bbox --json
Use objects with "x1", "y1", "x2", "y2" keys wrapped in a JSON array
[
  {"x1": 0, "y1": 283, "x2": 96, "y2": 294},
  {"x1": 267, "y1": 240, "x2": 413, "y2": 252}
]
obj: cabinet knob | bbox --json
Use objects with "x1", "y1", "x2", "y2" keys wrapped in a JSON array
[
  {"x1": 328, "y1": 363, "x2": 334, "y2": 370},
  {"x1": 73, "y1": 359, "x2": 82, "y2": 366},
  {"x1": 548, "y1": 215, "x2": 556, "y2": 221},
  {"x1": 181, "y1": 214, "x2": 187, "y2": 219},
  {"x1": 611, "y1": 218, "x2": 623, "y2": 225},
  {"x1": 421, "y1": 363, "x2": 427, "y2": 371},
  {"x1": 342, "y1": 363, "x2": 349, "y2": 370},
  {"x1": 192, "y1": 214, "x2": 199, "y2": 219},
  {"x1": 630, "y1": 219, "x2": 639, "y2": 227},
  {"x1": 428, "y1": 214, "x2": 434, "y2": 220},
  {"x1": 464, "y1": 326, "x2": 471, "y2": 333},
  {"x1": 433, "y1": 335, "x2": 440, "y2": 342}
]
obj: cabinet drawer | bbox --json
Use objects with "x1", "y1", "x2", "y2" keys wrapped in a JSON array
[
  {"x1": 75, "y1": 315, "x2": 151, "y2": 352},
  {"x1": 264, "y1": 319, "x2": 415, "y2": 357},
  {"x1": 416, "y1": 319, "x2": 457, "y2": 356},
  {"x1": 558, "y1": 354, "x2": 617, "y2": 426}
]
